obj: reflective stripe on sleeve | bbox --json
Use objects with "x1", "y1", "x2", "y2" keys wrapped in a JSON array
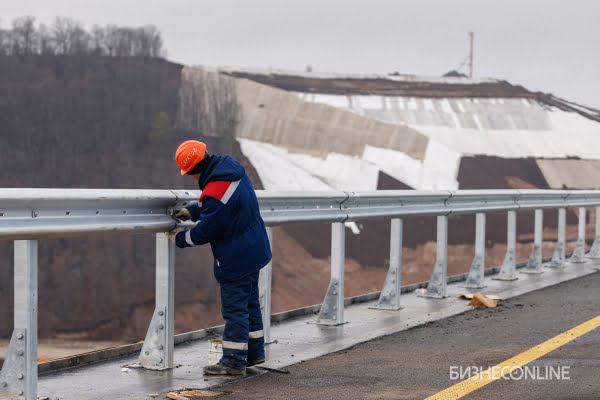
[
  {"x1": 185, "y1": 230, "x2": 196, "y2": 247},
  {"x1": 220, "y1": 179, "x2": 241, "y2": 204},
  {"x1": 249, "y1": 330, "x2": 264, "y2": 339},
  {"x1": 222, "y1": 340, "x2": 248, "y2": 350}
]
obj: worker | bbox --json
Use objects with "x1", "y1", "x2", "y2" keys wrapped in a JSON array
[{"x1": 172, "y1": 140, "x2": 272, "y2": 376}]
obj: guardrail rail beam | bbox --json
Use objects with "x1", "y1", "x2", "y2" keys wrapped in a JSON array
[{"x1": 3, "y1": 188, "x2": 600, "y2": 397}]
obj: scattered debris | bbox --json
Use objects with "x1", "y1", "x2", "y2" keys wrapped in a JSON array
[
  {"x1": 166, "y1": 389, "x2": 228, "y2": 399},
  {"x1": 414, "y1": 288, "x2": 427, "y2": 295},
  {"x1": 124, "y1": 362, "x2": 181, "y2": 370},
  {"x1": 469, "y1": 292, "x2": 498, "y2": 308},
  {"x1": 459, "y1": 293, "x2": 503, "y2": 301},
  {"x1": 256, "y1": 366, "x2": 291, "y2": 374},
  {"x1": 148, "y1": 394, "x2": 158, "y2": 398},
  {"x1": 121, "y1": 367, "x2": 131, "y2": 373}
]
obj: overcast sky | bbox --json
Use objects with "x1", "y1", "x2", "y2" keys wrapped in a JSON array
[{"x1": 2, "y1": 0, "x2": 599, "y2": 108}]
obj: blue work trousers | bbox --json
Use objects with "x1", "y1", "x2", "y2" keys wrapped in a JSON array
[{"x1": 219, "y1": 271, "x2": 265, "y2": 369}]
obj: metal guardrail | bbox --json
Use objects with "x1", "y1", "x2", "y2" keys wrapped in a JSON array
[{"x1": 2, "y1": 189, "x2": 600, "y2": 399}]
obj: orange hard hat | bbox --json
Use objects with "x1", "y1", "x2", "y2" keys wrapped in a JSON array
[{"x1": 175, "y1": 140, "x2": 207, "y2": 175}]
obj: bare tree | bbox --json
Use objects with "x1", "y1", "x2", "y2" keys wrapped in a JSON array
[
  {"x1": 38, "y1": 23, "x2": 54, "y2": 55},
  {"x1": 68, "y1": 23, "x2": 91, "y2": 55},
  {"x1": 103, "y1": 24, "x2": 120, "y2": 56},
  {"x1": 116, "y1": 27, "x2": 135, "y2": 57},
  {"x1": 139, "y1": 25, "x2": 163, "y2": 57},
  {"x1": 51, "y1": 17, "x2": 73, "y2": 55},
  {"x1": 11, "y1": 16, "x2": 38, "y2": 55},
  {"x1": 135, "y1": 26, "x2": 152, "y2": 57},
  {"x1": 0, "y1": 20, "x2": 7, "y2": 55},
  {"x1": 1, "y1": 15, "x2": 165, "y2": 58},
  {"x1": 91, "y1": 25, "x2": 107, "y2": 55}
]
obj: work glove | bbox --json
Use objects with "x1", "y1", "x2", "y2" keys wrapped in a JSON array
[
  {"x1": 173, "y1": 208, "x2": 192, "y2": 222},
  {"x1": 175, "y1": 230, "x2": 192, "y2": 248}
]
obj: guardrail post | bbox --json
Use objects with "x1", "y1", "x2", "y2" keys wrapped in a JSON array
[
  {"x1": 370, "y1": 218, "x2": 403, "y2": 310},
  {"x1": 0, "y1": 240, "x2": 38, "y2": 400},
  {"x1": 314, "y1": 222, "x2": 345, "y2": 325},
  {"x1": 259, "y1": 227, "x2": 273, "y2": 342},
  {"x1": 494, "y1": 210, "x2": 518, "y2": 281},
  {"x1": 424, "y1": 215, "x2": 448, "y2": 298},
  {"x1": 587, "y1": 206, "x2": 600, "y2": 258},
  {"x1": 134, "y1": 233, "x2": 175, "y2": 369},
  {"x1": 570, "y1": 207, "x2": 586, "y2": 263},
  {"x1": 522, "y1": 209, "x2": 544, "y2": 274},
  {"x1": 464, "y1": 213, "x2": 486, "y2": 288},
  {"x1": 549, "y1": 208, "x2": 566, "y2": 267}
]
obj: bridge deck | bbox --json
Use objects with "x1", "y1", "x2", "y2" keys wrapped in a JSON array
[
  {"x1": 222, "y1": 270, "x2": 600, "y2": 400},
  {"x1": 38, "y1": 261, "x2": 599, "y2": 399}
]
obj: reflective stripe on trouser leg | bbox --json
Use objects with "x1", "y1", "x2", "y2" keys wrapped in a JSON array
[
  {"x1": 220, "y1": 275, "x2": 254, "y2": 370},
  {"x1": 247, "y1": 272, "x2": 265, "y2": 361}
]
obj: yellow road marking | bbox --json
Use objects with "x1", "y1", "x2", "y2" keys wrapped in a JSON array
[{"x1": 425, "y1": 315, "x2": 600, "y2": 400}]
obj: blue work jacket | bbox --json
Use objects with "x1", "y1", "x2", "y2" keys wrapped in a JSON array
[{"x1": 177, "y1": 155, "x2": 272, "y2": 283}]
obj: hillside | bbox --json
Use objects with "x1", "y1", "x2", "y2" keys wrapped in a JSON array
[
  {"x1": 0, "y1": 55, "x2": 247, "y2": 341},
  {"x1": 0, "y1": 56, "x2": 401, "y2": 347},
  {"x1": 1, "y1": 58, "x2": 598, "y2": 357},
  {"x1": 226, "y1": 69, "x2": 600, "y2": 315}
]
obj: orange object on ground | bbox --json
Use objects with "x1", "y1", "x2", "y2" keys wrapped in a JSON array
[
  {"x1": 175, "y1": 140, "x2": 206, "y2": 175},
  {"x1": 469, "y1": 292, "x2": 498, "y2": 308}
]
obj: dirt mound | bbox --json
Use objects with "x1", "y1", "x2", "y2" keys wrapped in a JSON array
[{"x1": 227, "y1": 71, "x2": 532, "y2": 98}]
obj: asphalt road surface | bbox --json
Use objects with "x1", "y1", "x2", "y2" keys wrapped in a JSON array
[{"x1": 218, "y1": 272, "x2": 600, "y2": 400}]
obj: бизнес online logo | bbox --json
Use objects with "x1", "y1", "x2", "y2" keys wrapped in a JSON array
[{"x1": 449, "y1": 366, "x2": 570, "y2": 381}]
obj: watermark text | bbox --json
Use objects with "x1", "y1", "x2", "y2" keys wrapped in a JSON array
[{"x1": 449, "y1": 366, "x2": 570, "y2": 381}]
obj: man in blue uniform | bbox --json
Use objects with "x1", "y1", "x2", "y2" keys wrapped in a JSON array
[{"x1": 173, "y1": 140, "x2": 272, "y2": 376}]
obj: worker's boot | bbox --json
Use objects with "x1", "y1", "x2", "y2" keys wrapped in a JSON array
[
  {"x1": 203, "y1": 362, "x2": 246, "y2": 376},
  {"x1": 246, "y1": 357, "x2": 265, "y2": 367}
]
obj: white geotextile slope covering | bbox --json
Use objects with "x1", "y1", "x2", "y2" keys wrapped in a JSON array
[
  {"x1": 239, "y1": 138, "x2": 458, "y2": 191},
  {"x1": 238, "y1": 139, "x2": 332, "y2": 191},
  {"x1": 296, "y1": 94, "x2": 600, "y2": 160},
  {"x1": 239, "y1": 139, "x2": 379, "y2": 191},
  {"x1": 362, "y1": 142, "x2": 461, "y2": 190},
  {"x1": 239, "y1": 84, "x2": 600, "y2": 191},
  {"x1": 238, "y1": 138, "x2": 363, "y2": 233}
]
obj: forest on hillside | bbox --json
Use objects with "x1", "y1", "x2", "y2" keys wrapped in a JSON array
[
  {"x1": 0, "y1": 15, "x2": 164, "y2": 58},
  {"x1": 0, "y1": 34, "x2": 251, "y2": 341}
]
